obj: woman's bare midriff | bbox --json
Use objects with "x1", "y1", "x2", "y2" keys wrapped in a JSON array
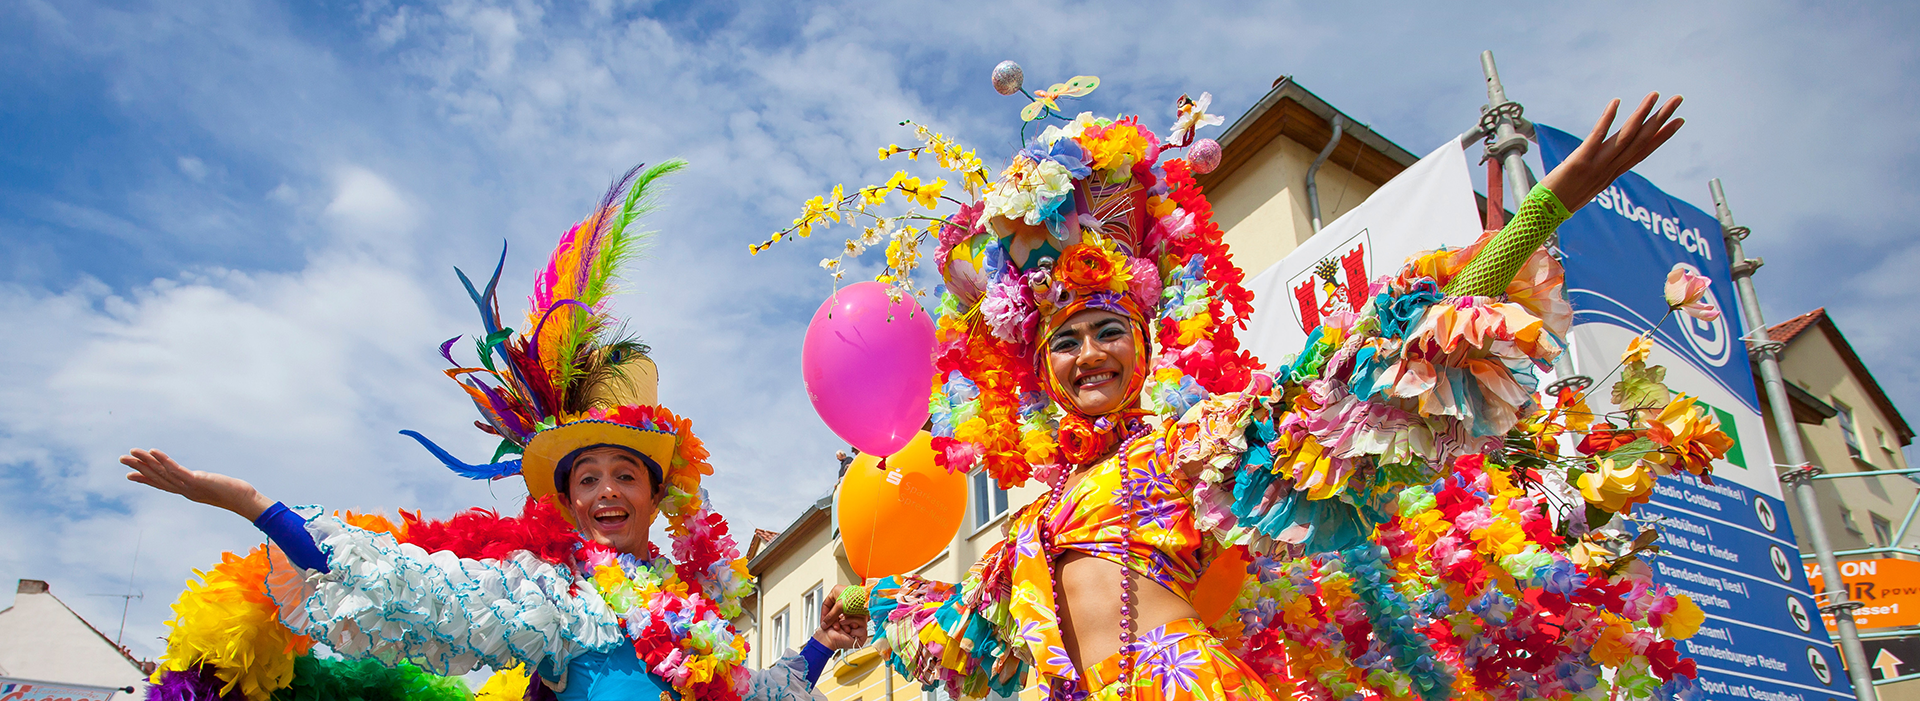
[{"x1": 1055, "y1": 550, "x2": 1200, "y2": 683}]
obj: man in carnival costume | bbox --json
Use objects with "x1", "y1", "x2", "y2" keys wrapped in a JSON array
[
  {"x1": 123, "y1": 160, "x2": 867, "y2": 701},
  {"x1": 757, "y1": 65, "x2": 1721, "y2": 701}
]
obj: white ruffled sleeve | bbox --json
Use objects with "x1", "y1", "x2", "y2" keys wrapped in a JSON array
[
  {"x1": 744, "y1": 649, "x2": 829, "y2": 701},
  {"x1": 263, "y1": 506, "x2": 624, "y2": 676}
]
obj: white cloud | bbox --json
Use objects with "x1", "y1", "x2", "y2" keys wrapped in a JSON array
[{"x1": 176, "y1": 157, "x2": 208, "y2": 182}]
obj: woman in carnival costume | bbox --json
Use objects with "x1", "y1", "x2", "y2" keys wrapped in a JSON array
[
  {"x1": 755, "y1": 65, "x2": 1722, "y2": 701},
  {"x1": 123, "y1": 160, "x2": 866, "y2": 701}
]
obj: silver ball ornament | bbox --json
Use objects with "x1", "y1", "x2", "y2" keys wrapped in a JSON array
[
  {"x1": 1187, "y1": 138, "x2": 1223, "y2": 174},
  {"x1": 991, "y1": 61, "x2": 1024, "y2": 96}
]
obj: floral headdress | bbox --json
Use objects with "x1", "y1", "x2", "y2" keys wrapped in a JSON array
[{"x1": 753, "y1": 65, "x2": 1257, "y2": 487}]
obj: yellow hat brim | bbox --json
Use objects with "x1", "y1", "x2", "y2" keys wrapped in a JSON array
[{"x1": 522, "y1": 419, "x2": 679, "y2": 507}]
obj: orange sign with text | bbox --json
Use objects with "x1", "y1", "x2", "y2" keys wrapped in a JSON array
[{"x1": 1804, "y1": 558, "x2": 1920, "y2": 630}]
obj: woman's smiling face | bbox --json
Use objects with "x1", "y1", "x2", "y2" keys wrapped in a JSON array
[
  {"x1": 1045, "y1": 308, "x2": 1136, "y2": 416},
  {"x1": 566, "y1": 447, "x2": 662, "y2": 554}
]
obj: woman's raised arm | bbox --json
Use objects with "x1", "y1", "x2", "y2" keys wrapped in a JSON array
[
  {"x1": 1538, "y1": 91, "x2": 1685, "y2": 213},
  {"x1": 122, "y1": 448, "x2": 274, "y2": 521}
]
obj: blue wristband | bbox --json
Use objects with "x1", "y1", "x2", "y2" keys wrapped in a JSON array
[
  {"x1": 252, "y1": 502, "x2": 330, "y2": 573},
  {"x1": 800, "y1": 637, "x2": 833, "y2": 686}
]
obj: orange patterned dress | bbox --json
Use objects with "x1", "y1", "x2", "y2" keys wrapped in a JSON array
[{"x1": 870, "y1": 414, "x2": 1277, "y2": 700}]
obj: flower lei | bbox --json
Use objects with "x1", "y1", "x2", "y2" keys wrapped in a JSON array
[
  {"x1": 405, "y1": 497, "x2": 756, "y2": 701},
  {"x1": 581, "y1": 540, "x2": 755, "y2": 701},
  {"x1": 407, "y1": 405, "x2": 757, "y2": 701},
  {"x1": 1221, "y1": 456, "x2": 1704, "y2": 701}
]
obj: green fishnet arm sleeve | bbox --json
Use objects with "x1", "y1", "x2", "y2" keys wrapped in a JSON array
[{"x1": 1441, "y1": 184, "x2": 1573, "y2": 297}]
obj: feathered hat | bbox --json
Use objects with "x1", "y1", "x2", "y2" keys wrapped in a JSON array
[
  {"x1": 403, "y1": 160, "x2": 715, "y2": 521},
  {"x1": 753, "y1": 64, "x2": 1259, "y2": 487}
]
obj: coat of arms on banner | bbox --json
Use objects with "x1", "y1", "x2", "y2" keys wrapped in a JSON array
[{"x1": 1287, "y1": 229, "x2": 1373, "y2": 332}]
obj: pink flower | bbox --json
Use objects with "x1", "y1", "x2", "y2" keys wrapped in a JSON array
[
  {"x1": 1126, "y1": 258, "x2": 1162, "y2": 312},
  {"x1": 1031, "y1": 461, "x2": 1066, "y2": 487},
  {"x1": 980, "y1": 277, "x2": 1038, "y2": 345},
  {"x1": 943, "y1": 441, "x2": 984, "y2": 473},
  {"x1": 1663, "y1": 264, "x2": 1721, "y2": 321},
  {"x1": 939, "y1": 201, "x2": 984, "y2": 247},
  {"x1": 1157, "y1": 209, "x2": 1195, "y2": 243}
]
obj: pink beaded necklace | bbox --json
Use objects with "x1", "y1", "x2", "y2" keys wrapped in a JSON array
[{"x1": 1043, "y1": 412, "x2": 1154, "y2": 700}]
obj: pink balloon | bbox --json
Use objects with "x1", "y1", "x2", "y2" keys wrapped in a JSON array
[{"x1": 802, "y1": 282, "x2": 936, "y2": 457}]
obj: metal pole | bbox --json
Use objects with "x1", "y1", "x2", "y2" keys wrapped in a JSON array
[
  {"x1": 1712, "y1": 178, "x2": 1877, "y2": 701},
  {"x1": 1481, "y1": 52, "x2": 1539, "y2": 210},
  {"x1": 1478, "y1": 50, "x2": 1589, "y2": 394}
]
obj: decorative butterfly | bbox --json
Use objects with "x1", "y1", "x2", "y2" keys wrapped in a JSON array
[{"x1": 1021, "y1": 75, "x2": 1100, "y2": 122}]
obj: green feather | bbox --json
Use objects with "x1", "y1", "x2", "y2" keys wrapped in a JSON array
[{"x1": 554, "y1": 158, "x2": 686, "y2": 392}]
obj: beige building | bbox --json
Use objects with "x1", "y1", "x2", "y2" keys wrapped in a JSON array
[
  {"x1": 1759, "y1": 308, "x2": 1918, "y2": 696},
  {"x1": 0, "y1": 579, "x2": 153, "y2": 700},
  {"x1": 1766, "y1": 308, "x2": 1918, "y2": 556},
  {"x1": 1197, "y1": 77, "x2": 1418, "y2": 277},
  {"x1": 734, "y1": 75, "x2": 1422, "y2": 701}
]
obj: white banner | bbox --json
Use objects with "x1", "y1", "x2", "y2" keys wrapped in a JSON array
[
  {"x1": 0, "y1": 678, "x2": 120, "y2": 701},
  {"x1": 1242, "y1": 139, "x2": 1484, "y2": 364}
]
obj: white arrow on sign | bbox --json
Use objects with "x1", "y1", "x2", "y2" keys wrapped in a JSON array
[
  {"x1": 1808, "y1": 646, "x2": 1833, "y2": 685},
  {"x1": 1787, "y1": 596, "x2": 1811, "y2": 633},
  {"x1": 1875, "y1": 648, "x2": 1904, "y2": 680}
]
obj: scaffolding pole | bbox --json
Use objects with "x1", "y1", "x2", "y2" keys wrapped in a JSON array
[
  {"x1": 1712, "y1": 178, "x2": 1877, "y2": 700},
  {"x1": 1474, "y1": 51, "x2": 1591, "y2": 395}
]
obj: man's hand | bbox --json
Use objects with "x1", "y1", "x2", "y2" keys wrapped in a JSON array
[
  {"x1": 1538, "y1": 92, "x2": 1685, "y2": 212},
  {"x1": 122, "y1": 448, "x2": 273, "y2": 520},
  {"x1": 811, "y1": 585, "x2": 871, "y2": 651}
]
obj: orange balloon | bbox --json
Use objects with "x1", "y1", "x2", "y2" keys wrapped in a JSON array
[
  {"x1": 836, "y1": 431, "x2": 967, "y2": 580},
  {"x1": 1190, "y1": 545, "x2": 1252, "y2": 625}
]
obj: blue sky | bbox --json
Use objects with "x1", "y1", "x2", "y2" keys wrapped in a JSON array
[{"x1": 3, "y1": 0, "x2": 1917, "y2": 661}]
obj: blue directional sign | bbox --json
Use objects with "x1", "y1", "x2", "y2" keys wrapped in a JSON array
[
  {"x1": 1540, "y1": 123, "x2": 1850, "y2": 701},
  {"x1": 1537, "y1": 125, "x2": 1760, "y2": 414},
  {"x1": 1635, "y1": 472, "x2": 1847, "y2": 701}
]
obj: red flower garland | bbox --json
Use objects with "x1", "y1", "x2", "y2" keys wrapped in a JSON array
[{"x1": 1161, "y1": 159, "x2": 1263, "y2": 394}]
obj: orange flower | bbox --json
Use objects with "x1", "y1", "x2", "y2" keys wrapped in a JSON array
[
  {"x1": 1055, "y1": 243, "x2": 1119, "y2": 291},
  {"x1": 1644, "y1": 394, "x2": 1735, "y2": 475}
]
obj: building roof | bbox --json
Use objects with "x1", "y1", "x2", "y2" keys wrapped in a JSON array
[
  {"x1": 1769, "y1": 308, "x2": 1914, "y2": 444},
  {"x1": 0, "y1": 580, "x2": 151, "y2": 695},
  {"x1": 1769, "y1": 308, "x2": 1824, "y2": 345},
  {"x1": 743, "y1": 528, "x2": 783, "y2": 561},
  {"x1": 1196, "y1": 75, "x2": 1420, "y2": 193},
  {"x1": 747, "y1": 495, "x2": 833, "y2": 576}
]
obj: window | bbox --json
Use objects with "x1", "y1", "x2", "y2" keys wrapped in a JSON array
[
  {"x1": 1842, "y1": 505, "x2": 1863, "y2": 534},
  {"x1": 770, "y1": 608, "x2": 790, "y2": 653},
  {"x1": 1835, "y1": 399, "x2": 1864, "y2": 460},
  {"x1": 973, "y1": 469, "x2": 1011, "y2": 529},
  {"x1": 803, "y1": 584, "x2": 824, "y2": 636},
  {"x1": 1872, "y1": 513, "x2": 1894, "y2": 547}
]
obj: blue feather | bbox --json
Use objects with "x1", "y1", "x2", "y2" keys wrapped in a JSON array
[
  {"x1": 454, "y1": 244, "x2": 505, "y2": 337},
  {"x1": 399, "y1": 430, "x2": 523, "y2": 480}
]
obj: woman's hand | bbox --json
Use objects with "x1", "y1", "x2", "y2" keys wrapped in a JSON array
[
  {"x1": 122, "y1": 448, "x2": 273, "y2": 521},
  {"x1": 1537, "y1": 92, "x2": 1685, "y2": 212},
  {"x1": 811, "y1": 585, "x2": 871, "y2": 651}
]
